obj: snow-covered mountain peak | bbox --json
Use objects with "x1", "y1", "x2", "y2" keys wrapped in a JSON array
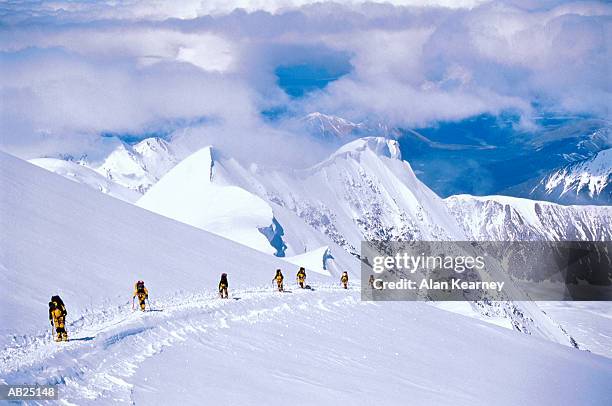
[
  {"x1": 542, "y1": 148, "x2": 611, "y2": 198},
  {"x1": 301, "y1": 112, "x2": 363, "y2": 139},
  {"x1": 131, "y1": 137, "x2": 179, "y2": 181},
  {"x1": 95, "y1": 142, "x2": 156, "y2": 193},
  {"x1": 137, "y1": 146, "x2": 279, "y2": 255},
  {"x1": 329, "y1": 137, "x2": 402, "y2": 161},
  {"x1": 161, "y1": 146, "x2": 215, "y2": 183},
  {"x1": 134, "y1": 137, "x2": 171, "y2": 154},
  {"x1": 28, "y1": 158, "x2": 141, "y2": 203},
  {"x1": 513, "y1": 147, "x2": 612, "y2": 205},
  {"x1": 300, "y1": 112, "x2": 400, "y2": 141}
]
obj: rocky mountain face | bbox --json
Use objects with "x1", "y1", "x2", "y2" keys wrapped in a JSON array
[{"x1": 524, "y1": 148, "x2": 611, "y2": 205}]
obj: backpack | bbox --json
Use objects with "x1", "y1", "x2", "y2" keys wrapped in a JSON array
[{"x1": 51, "y1": 295, "x2": 67, "y2": 316}]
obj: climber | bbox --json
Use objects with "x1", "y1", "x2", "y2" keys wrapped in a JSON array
[
  {"x1": 296, "y1": 267, "x2": 306, "y2": 289},
  {"x1": 219, "y1": 273, "x2": 229, "y2": 299},
  {"x1": 273, "y1": 269, "x2": 284, "y2": 292},
  {"x1": 341, "y1": 271, "x2": 349, "y2": 289},
  {"x1": 49, "y1": 296, "x2": 68, "y2": 342},
  {"x1": 132, "y1": 280, "x2": 149, "y2": 311}
]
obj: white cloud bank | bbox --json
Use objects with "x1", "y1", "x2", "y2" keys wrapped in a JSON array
[{"x1": 0, "y1": 0, "x2": 610, "y2": 161}]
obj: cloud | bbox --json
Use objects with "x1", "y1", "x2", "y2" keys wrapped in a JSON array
[
  {"x1": 0, "y1": 0, "x2": 609, "y2": 162},
  {"x1": 0, "y1": 45, "x2": 257, "y2": 154},
  {"x1": 1, "y1": 1, "x2": 490, "y2": 23},
  {"x1": 294, "y1": 1, "x2": 610, "y2": 126}
]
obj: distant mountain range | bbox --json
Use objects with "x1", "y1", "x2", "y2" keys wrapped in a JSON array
[
  {"x1": 507, "y1": 148, "x2": 611, "y2": 205},
  {"x1": 30, "y1": 135, "x2": 612, "y2": 258},
  {"x1": 27, "y1": 114, "x2": 611, "y2": 214}
]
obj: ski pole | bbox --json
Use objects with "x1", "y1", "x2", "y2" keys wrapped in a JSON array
[
  {"x1": 146, "y1": 298, "x2": 151, "y2": 311},
  {"x1": 131, "y1": 297, "x2": 135, "y2": 311}
]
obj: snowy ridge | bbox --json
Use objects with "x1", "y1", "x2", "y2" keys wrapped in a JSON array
[
  {"x1": 28, "y1": 137, "x2": 178, "y2": 199},
  {"x1": 137, "y1": 147, "x2": 278, "y2": 255},
  {"x1": 93, "y1": 138, "x2": 178, "y2": 194},
  {"x1": 325, "y1": 136, "x2": 402, "y2": 161},
  {"x1": 28, "y1": 158, "x2": 140, "y2": 203},
  {"x1": 251, "y1": 137, "x2": 462, "y2": 249},
  {"x1": 132, "y1": 138, "x2": 179, "y2": 180},
  {"x1": 533, "y1": 148, "x2": 611, "y2": 204},
  {"x1": 94, "y1": 143, "x2": 157, "y2": 193},
  {"x1": 32, "y1": 135, "x2": 611, "y2": 248},
  {"x1": 300, "y1": 112, "x2": 399, "y2": 141},
  {"x1": 301, "y1": 112, "x2": 364, "y2": 140},
  {"x1": 135, "y1": 145, "x2": 358, "y2": 273},
  {"x1": 446, "y1": 194, "x2": 612, "y2": 241},
  {"x1": 138, "y1": 136, "x2": 610, "y2": 282}
]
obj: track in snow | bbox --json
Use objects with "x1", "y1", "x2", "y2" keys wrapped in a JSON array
[
  {"x1": 2, "y1": 286, "x2": 611, "y2": 406},
  {"x1": 0, "y1": 285, "x2": 358, "y2": 404}
]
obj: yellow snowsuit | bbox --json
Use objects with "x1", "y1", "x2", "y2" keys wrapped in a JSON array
[
  {"x1": 133, "y1": 284, "x2": 149, "y2": 311},
  {"x1": 341, "y1": 273, "x2": 349, "y2": 289},
  {"x1": 296, "y1": 269, "x2": 306, "y2": 288},
  {"x1": 50, "y1": 307, "x2": 68, "y2": 341},
  {"x1": 274, "y1": 272, "x2": 284, "y2": 292}
]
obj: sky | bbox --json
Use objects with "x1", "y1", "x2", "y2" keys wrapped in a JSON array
[{"x1": 0, "y1": 0, "x2": 610, "y2": 164}]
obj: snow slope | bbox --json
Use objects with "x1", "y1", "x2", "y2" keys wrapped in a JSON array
[
  {"x1": 2, "y1": 289, "x2": 611, "y2": 405},
  {"x1": 28, "y1": 158, "x2": 140, "y2": 203},
  {"x1": 0, "y1": 150, "x2": 323, "y2": 348},
  {"x1": 284, "y1": 246, "x2": 333, "y2": 276},
  {"x1": 537, "y1": 301, "x2": 612, "y2": 359},
  {"x1": 133, "y1": 293, "x2": 611, "y2": 406}
]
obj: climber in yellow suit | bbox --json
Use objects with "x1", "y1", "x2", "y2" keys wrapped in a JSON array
[
  {"x1": 219, "y1": 273, "x2": 229, "y2": 299},
  {"x1": 341, "y1": 271, "x2": 349, "y2": 289},
  {"x1": 273, "y1": 269, "x2": 284, "y2": 292},
  {"x1": 49, "y1": 296, "x2": 68, "y2": 342},
  {"x1": 133, "y1": 280, "x2": 149, "y2": 311},
  {"x1": 296, "y1": 267, "x2": 306, "y2": 289}
]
